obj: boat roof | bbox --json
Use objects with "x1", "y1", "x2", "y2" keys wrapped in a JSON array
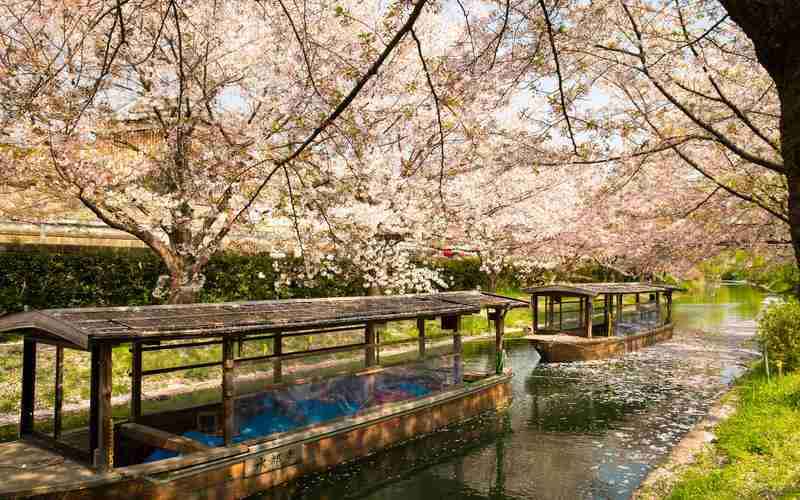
[
  {"x1": 435, "y1": 291, "x2": 529, "y2": 309},
  {"x1": 523, "y1": 282, "x2": 685, "y2": 297},
  {"x1": 0, "y1": 291, "x2": 521, "y2": 350}
]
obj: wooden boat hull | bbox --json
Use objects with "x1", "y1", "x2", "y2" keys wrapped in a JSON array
[
  {"x1": 9, "y1": 374, "x2": 511, "y2": 500},
  {"x1": 525, "y1": 323, "x2": 674, "y2": 363}
]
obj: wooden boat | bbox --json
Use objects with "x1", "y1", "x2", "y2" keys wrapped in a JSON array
[
  {"x1": 522, "y1": 282, "x2": 684, "y2": 362},
  {"x1": 0, "y1": 291, "x2": 526, "y2": 499}
]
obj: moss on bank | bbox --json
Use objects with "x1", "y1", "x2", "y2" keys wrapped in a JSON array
[{"x1": 657, "y1": 365, "x2": 800, "y2": 499}]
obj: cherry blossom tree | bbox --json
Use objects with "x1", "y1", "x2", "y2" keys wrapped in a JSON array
[
  {"x1": 0, "y1": 0, "x2": 459, "y2": 303},
  {"x1": 469, "y1": 0, "x2": 792, "y2": 281},
  {"x1": 419, "y1": 124, "x2": 588, "y2": 290}
]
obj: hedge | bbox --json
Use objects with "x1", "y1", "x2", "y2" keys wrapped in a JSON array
[{"x1": 0, "y1": 249, "x2": 525, "y2": 314}]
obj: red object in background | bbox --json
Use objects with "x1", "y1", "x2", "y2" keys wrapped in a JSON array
[{"x1": 442, "y1": 248, "x2": 454, "y2": 257}]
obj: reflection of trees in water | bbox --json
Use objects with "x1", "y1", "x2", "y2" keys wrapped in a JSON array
[
  {"x1": 253, "y1": 410, "x2": 516, "y2": 500},
  {"x1": 672, "y1": 284, "x2": 766, "y2": 331},
  {"x1": 525, "y1": 374, "x2": 655, "y2": 433}
]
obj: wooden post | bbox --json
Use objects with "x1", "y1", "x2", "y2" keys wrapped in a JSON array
[
  {"x1": 542, "y1": 296, "x2": 547, "y2": 329},
  {"x1": 20, "y1": 339, "x2": 36, "y2": 436},
  {"x1": 604, "y1": 294, "x2": 611, "y2": 336},
  {"x1": 89, "y1": 344, "x2": 99, "y2": 459},
  {"x1": 91, "y1": 343, "x2": 113, "y2": 472},
  {"x1": 617, "y1": 294, "x2": 624, "y2": 328},
  {"x1": 222, "y1": 338, "x2": 235, "y2": 446},
  {"x1": 635, "y1": 293, "x2": 641, "y2": 322},
  {"x1": 532, "y1": 295, "x2": 539, "y2": 334},
  {"x1": 365, "y1": 322, "x2": 377, "y2": 367},
  {"x1": 273, "y1": 333, "x2": 283, "y2": 383},
  {"x1": 494, "y1": 307, "x2": 505, "y2": 374},
  {"x1": 578, "y1": 297, "x2": 584, "y2": 329},
  {"x1": 131, "y1": 342, "x2": 142, "y2": 423},
  {"x1": 452, "y1": 316, "x2": 463, "y2": 384},
  {"x1": 585, "y1": 297, "x2": 593, "y2": 338},
  {"x1": 666, "y1": 291, "x2": 673, "y2": 323},
  {"x1": 548, "y1": 297, "x2": 555, "y2": 329},
  {"x1": 558, "y1": 298, "x2": 563, "y2": 330},
  {"x1": 656, "y1": 292, "x2": 661, "y2": 322},
  {"x1": 54, "y1": 346, "x2": 64, "y2": 440},
  {"x1": 376, "y1": 323, "x2": 383, "y2": 365},
  {"x1": 417, "y1": 318, "x2": 426, "y2": 359}
]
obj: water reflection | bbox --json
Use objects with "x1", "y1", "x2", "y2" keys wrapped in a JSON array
[{"x1": 251, "y1": 284, "x2": 766, "y2": 500}]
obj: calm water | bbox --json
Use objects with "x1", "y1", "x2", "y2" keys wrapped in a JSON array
[{"x1": 253, "y1": 284, "x2": 768, "y2": 500}]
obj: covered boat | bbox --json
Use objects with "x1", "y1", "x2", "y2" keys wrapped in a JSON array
[
  {"x1": 523, "y1": 282, "x2": 684, "y2": 362},
  {"x1": 0, "y1": 291, "x2": 526, "y2": 499}
]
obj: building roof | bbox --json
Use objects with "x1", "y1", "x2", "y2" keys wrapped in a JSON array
[
  {"x1": 0, "y1": 291, "x2": 518, "y2": 350},
  {"x1": 523, "y1": 282, "x2": 684, "y2": 297}
]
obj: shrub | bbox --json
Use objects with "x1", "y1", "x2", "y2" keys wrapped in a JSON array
[
  {"x1": 0, "y1": 249, "x2": 367, "y2": 314},
  {"x1": 758, "y1": 300, "x2": 800, "y2": 371}
]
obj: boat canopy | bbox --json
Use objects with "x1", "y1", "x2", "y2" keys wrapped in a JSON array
[
  {"x1": 0, "y1": 291, "x2": 527, "y2": 350},
  {"x1": 0, "y1": 290, "x2": 522, "y2": 477},
  {"x1": 524, "y1": 282, "x2": 685, "y2": 298}
]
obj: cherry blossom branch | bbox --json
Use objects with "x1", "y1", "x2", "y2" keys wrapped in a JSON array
[
  {"x1": 214, "y1": 0, "x2": 432, "y2": 248},
  {"x1": 275, "y1": 0, "x2": 325, "y2": 101},
  {"x1": 410, "y1": 27, "x2": 446, "y2": 206},
  {"x1": 673, "y1": 0, "x2": 779, "y2": 153},
  {"x1": 616, "y1": 1, "x2": 784, "y2": 174},
  {"x1": 539, "y1": 0, "x2": 578, "y2": 154},
  {"x1": 471, "y1": 0, "x2": 510, "y2": 70}
]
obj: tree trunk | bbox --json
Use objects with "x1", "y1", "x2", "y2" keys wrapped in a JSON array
[
  {"x1": 772, "y1": 30, "x2": 800, "y2": 296},
  {"x1": 163, "y1": 256, "x2": 208, "y2": 304},
  {"x1": 487, "y1": 273, "x2": 499, "y2": 293},
  {"x1": 721, "y1": 0, "x2": 800, "y2": 294},
  {"x1": 782, "y1": 106, "x2": 800, "y2": 297}
]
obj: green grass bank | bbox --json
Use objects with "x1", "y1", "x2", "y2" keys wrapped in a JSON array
[{"x1": 654, "y1": 365, "x2": 800, "y2": 499}]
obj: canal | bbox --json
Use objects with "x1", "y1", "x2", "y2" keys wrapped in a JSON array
[{"x1": 253, "y1": 284, "x2": 768, "y2": 500}]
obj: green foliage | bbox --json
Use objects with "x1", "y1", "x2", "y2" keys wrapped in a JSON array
[
  {"x1": 197, "y1": 252, "x2": 363, "y2": 303},
  {"x1": 430, "y1": 256, "x2": 533, "y2": 291},
  {"x1": 433, "y1": 257, "x2": 485, "y2": 290},
  {"x1": 0, "y1": 248, "x2": 163, "y2": 314},
  {"x1": 701, "y1": 249, "x2": 800, "y2": 293},
  {"x1": 0, "y1": 249, "x2": 373, "y2": 314},
  {"x1": 0, "y1": 250, "x2": 520, "y2": 314},
  {"x1": 758, "y1": 300, "x2": 800, "y2": 371},
  {"x1": 1, "y1": 248, "x2": 640, "y2": 316}
]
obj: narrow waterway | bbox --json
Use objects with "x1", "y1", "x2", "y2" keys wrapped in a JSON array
[{"x1": 252, "y1": 284, "x2": 767, "y2": 500}]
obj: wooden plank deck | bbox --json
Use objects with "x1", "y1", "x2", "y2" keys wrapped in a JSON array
[{"x1": 0, "y1": 440, "x2": 98, "y2": 496}]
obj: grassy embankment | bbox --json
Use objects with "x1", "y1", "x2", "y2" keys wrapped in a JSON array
[
  {"x1": 0, "y1": 288, "x2": 534, "y2": 441},
  {"x1": 653, "y1": 364, "x2": 800, "y2": 499}
]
